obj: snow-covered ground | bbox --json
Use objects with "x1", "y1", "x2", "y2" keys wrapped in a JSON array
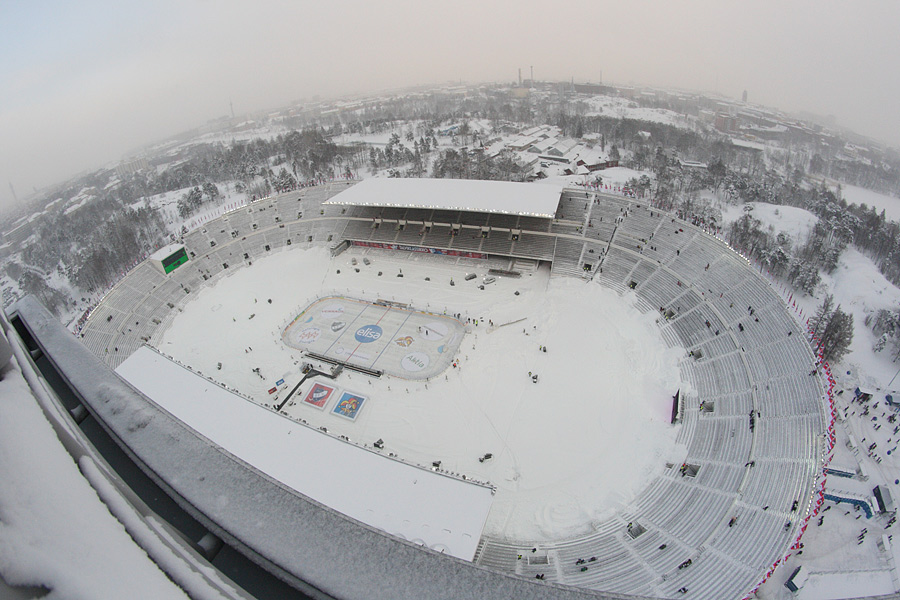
[
  {"x1": 840, "y1": 184, "x2": 900, "y2": 223},
  {"x1": 157, "y1": 246, "x2": 685, "y2": 542},
  {"x1": 581, "y1": 95, "x2": 694, "y2": 130},
  {"x1": 722, "y1": 201, "x2": 819, "y2": 245},
  {"x1": 819, "y1": 249, "x2": 900, "y2": 386}
]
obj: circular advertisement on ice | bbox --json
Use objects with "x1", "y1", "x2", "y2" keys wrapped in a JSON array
[
  {"x1": 355, "y1": 324, "x2": 383, "y2": 343},
  {"x1": 401, "y1": 352, "x2": 430, "y2": 372},
  {"x1": 418, "y1": 322, "x2": 449, "y2": 341},
  {"x1": 294, "y1": 327, "x2": 321, "y2": 344}
]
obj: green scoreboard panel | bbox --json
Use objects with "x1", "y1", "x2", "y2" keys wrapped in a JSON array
[{"x1": 161, "y1": 247, "x2": 189, "y2": 274}]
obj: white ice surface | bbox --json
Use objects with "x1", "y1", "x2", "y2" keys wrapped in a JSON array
[
  {"x1": 156, "y1": 245, "x2": 684, "y2": 543},
  {"x1": 323, "y1": 177, "x2": 563, "y2": 218}
]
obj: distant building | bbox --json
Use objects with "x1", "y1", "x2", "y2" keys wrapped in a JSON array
[
  {"x1": 115, "y1": 157, "x2": 149, "y2": 179},
  {"x1": 507, "y1": 136, "x2": 538, "y2": 151},
  {"x1": 715, "y1": 113, "x2": 740, "y2": 133},
  {"x1": 527, "y1": 137, "x2": 559, "y2": 154},
  {"x1": 545, "y1": 139, "x2": 578, "y2": 157},
  {"x1": 2, "y1": 218, "x2": 36, "y2": 247},
  {"x1": 698, "y1": 109, "x2": 717, "y2": 126},
  {"x1": 677, "y1": 158, "x2": 708, "y2": 171},
  {"x1": 577, "y1": 159, "x2": 617, "y2": 172},
  {"x1": 573, "y1": 83, "x2": 611, "y2": 95},
  {"x1": 742, "y1": 124, "x2": 788, "y2": 141},
  {"x1": 730, "y1": 138, "x2": 766, "y2": 154}
]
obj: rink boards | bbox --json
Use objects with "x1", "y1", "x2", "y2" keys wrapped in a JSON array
[{"x1": 282, "y1": 296, "x2": 464, "y2": 380}]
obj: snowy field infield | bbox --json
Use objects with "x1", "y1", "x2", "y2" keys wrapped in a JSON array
[
  {"x1": 282, "y1": 296, "x2": 464, "y2": 380},
  {"x1": 157, "y1": 246, "x2": 684, "y2": 543}
]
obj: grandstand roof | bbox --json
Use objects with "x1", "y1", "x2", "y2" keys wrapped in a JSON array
[{"x1": 324, "y1": 178, "x2": 562, "y2": 218}]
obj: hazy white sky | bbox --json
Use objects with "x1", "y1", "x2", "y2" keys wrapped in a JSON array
[{"x1": 2, "y1": 0, "x2": 899, "y2": 210}]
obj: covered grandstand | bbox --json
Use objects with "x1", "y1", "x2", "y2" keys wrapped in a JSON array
[{"x1": 18, "y1": 178, "x2": 830, "y2": 600}]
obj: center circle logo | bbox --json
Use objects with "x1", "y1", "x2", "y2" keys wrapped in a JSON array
[{"x1": 354, "y1": 324, "x2": 383, "y2": 343}]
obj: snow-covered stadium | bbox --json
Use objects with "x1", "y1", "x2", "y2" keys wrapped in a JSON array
[{"x1": 7, "y1": 178, "x2": 831, "y2": 600}]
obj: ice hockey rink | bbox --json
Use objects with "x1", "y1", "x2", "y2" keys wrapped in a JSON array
[{"x1": 282, "y1": 296, "x2": 465, "y2": 380}]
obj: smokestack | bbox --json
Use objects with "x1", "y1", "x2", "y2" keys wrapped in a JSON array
[
  {"x1": 518, "y1": 68, "x2": 522, "y2": 87},
  {"x1": 530, "y1": 65, "x2": 534, "y2": 87}
]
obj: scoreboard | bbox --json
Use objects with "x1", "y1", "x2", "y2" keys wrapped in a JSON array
[{"x1": 150, "y1": 244, "x2": 189, "y2": 275}]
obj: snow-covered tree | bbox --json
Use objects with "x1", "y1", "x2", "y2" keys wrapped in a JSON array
[
  {"x1": 869, "y1": 308, "x2": 900, "y2": 360},
  {"x1": 811, "y1": 295, "x2": 854, "y2": 362},
  {"x1": 820, "y1": 306, "x2": 854, "y2": 363},
  {"x1": 609, "y1": 145, "x2": 620, "y2": 162},
  {"x1": 202, "y1": 182, "x2": 220, "y2": 202},
  {"x1": 810, "y1": 294, "x2": 835, "y2": 339}
]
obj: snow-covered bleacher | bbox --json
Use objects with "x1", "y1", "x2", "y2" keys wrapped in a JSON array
[
  {"x1": 479, "y1": 234, "x2": 514, "y2": 256},
  {"x1": 422, "y1": 224, "x2": 453, "y2": 247},
  {"x1": 555, "y1": 192, "x2": 590, "y2": 222},
  {"x1": 596, "y1": 250, "x2": 640, "y2": 285},
  {"x1": 340, "y1": 219, "x2": 376, "y2": 241},
  {"x1": 449, "y1": 232, "x2": 483, "y2": 251},
  {"x1": 510, "y1": 232, "x2": 555, "y2": 261},
  {"x1": 550, "y1": 238, "x2": 585, "y2": 277},
  {"x1": 485, "y1": 213, "x2": 518, "y2": 229},
  {"x1": 77, "y1": 185, "x2": 825, "y2": 600},
  {"x1": 517, "y1": 215, "x2": 551, "y2": 232},
  {"x1": 688, "y1": 417, "x2": 753, "y2": 463}
]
